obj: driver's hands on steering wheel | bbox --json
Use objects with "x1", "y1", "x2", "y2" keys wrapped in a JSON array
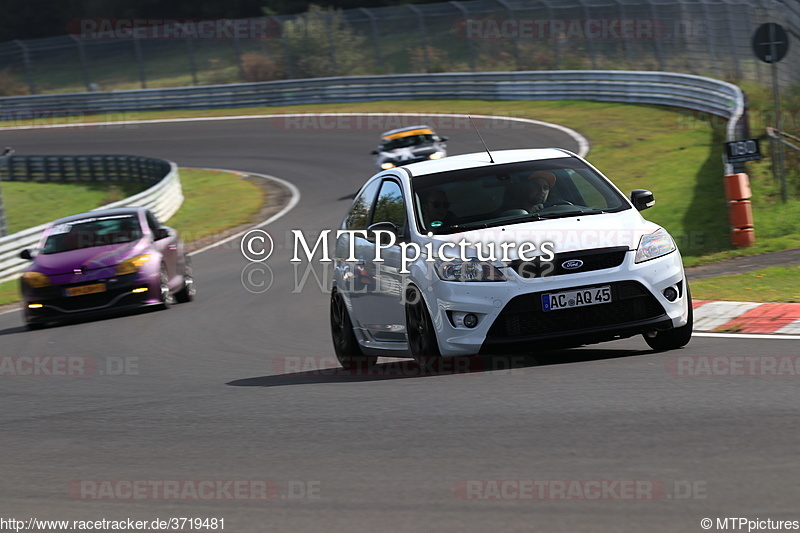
[{"x1": 528, "y1": 203, "x2": 545, "y2": 213}]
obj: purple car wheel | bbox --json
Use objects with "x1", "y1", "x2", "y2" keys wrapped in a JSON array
[
  {"x1": 159, "y1": 267, "x2": 174, "y2": 309},
  {"x1": 175, "y1": 259, "x2": 195, "y2": 303}
]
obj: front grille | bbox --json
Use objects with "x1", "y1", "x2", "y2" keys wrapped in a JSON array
[
  {"x1": 508, "y1": 246, "x2": 628, "y2": 278},
  {"x1": 52, "y1": 286, "x2": 139, "y2": 311},
  {"x1": 28, "y1": 279, "x2": 143, "y2": 313},
  {"x1": 487, "y1": 281, "x2": 665, "y2": 339}
]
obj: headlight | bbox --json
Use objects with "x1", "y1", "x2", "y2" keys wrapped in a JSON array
[
  {"x1": 428, "y1": 152, "x2": 444, "y2": 160},
  {"x1": 22, "y1": 271, "x2": 50, "y2": 288},
  {"x1": 635, "y1": 228, "x2": 676, "y2": 263},
  {"x1": 380, "y1": 162, "x2": 396, "y2": 170},
  {"x1": 435, "y1": 259, "x2": 506, "y2": 282},
  {"x1": 115, "y1": 254, "x2": 152, "y2": 275}
]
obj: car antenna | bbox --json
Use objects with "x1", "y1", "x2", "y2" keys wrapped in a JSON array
[{"x1": 469, "y1": 116, "x2": 494, "y2": 163}]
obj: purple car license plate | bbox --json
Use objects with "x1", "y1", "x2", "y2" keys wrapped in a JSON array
[{"x1": 65, "y1": 283, "x2": 106, "y2": 297}]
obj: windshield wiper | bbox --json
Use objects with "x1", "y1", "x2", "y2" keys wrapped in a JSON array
[
  {"x1": 443, "y1": 214, "x2": 544, "y2": 232},
  {"x1": 537, "y1": 209, "x2": 608, "y2": 219}
]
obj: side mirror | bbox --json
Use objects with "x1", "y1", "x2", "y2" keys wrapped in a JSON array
[
  {"x1": 630, "y1": 189, "x2": 655, "y2": 211},
  {"x1": 19, "y1": 249, "x2": 33, "y2": 260},
  {"x1": 371, "y1": 150, "x2": 379, "y2": 155},
  {"x1": 153, "y1": 227, "x2": 170, "y2": 240},
  {"x1": 439, "y1": 136, "x2": 448, "y2": 142}
]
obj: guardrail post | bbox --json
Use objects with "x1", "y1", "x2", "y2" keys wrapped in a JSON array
[
  {"x1": 648, "y1": 3, "x2": 665, "y2": 70},
  {"x1": 186, "y1": 36, "x2": 199, "y2": 86},
  {"x1": 579, "y1": 3, "x2": 598, "y2": 69},
  {"x1": 541, "y1": 0, "x2": 561, "y2": 69},
  {"x1": 0, "y1": 148, "x2": 12, "y2": 237},
  {"x1": 13, "y1": 40, "x2": 36, "y2": 95},
  {"x1": 359, "y1": 8, "x2": 385, "y2": 71},
  {"x1": 322, "y1": 10, "x2": 339, "y2": 77},
  {"x1": 132, "y1": 38, "x2": 147, "y2": 89},
  {"x1": 615, "y1": 0, "x2": 634, "y2": 68},
  {"x1": 407, "y1": 5, "x2": 431, "y2": 72},
  {"x1": 449, "y1": 1, "x2": 477, "y2": 72},
  {"x1": 70, "y1": 34, "x2": 93, "y2": 91},
  {"x1": 494, "y1": 0, "x2": 521, "y2": 70},
  {"x1": 275, "y1": 16, "x2": 295, "y2": 80}
]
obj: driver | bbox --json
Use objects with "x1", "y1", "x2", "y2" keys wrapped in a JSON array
[{"x1": 521, "y1": 170, "x2": 557, "y2": 213}]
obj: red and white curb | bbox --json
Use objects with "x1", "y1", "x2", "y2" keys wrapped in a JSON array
[{"x1": 693, "y1": 300, "x2": 800, "y2": 334}]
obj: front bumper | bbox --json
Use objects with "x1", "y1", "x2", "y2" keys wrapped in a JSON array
[
  {"x1": 419, "y1": 250, "x2": 688, "y2": 356},
  {"x1": 21, "y1": 272, "x2": 161, "y2": 325}
]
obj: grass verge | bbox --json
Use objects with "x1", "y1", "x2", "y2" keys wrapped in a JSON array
[
  {"x1": 690, "y1": 266, "x2": 800, "y2": 303},
  {"x1": 3, "y1": 182, "x2": 147, "y2": 234},
  {"x1": 0, "y1": 168, "x2": 262, "y2": 307}
]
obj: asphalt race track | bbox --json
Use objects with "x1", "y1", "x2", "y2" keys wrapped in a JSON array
[{"x1": 1, "y1": 115, "x2": 798, "y2": 532}]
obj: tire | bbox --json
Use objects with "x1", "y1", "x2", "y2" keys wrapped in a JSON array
[
  {"x1": 26, "y1": 321, "x2": 45, "y2": 331},
  {"x1": 159, "y1": 266, "x2": 175, "y2": 309},
  {"x1": 175, "y1": 258, "x2": 196, "y2": 303},
  {"x1": 330, "y1": 290, "x2": 375, "y2": 370},
  {"x1": 644, "y1": 286, "x2": 693, "y2": 351},
  {"x1": 405, "y1": 286, "x2": 441, "y2": 365}
]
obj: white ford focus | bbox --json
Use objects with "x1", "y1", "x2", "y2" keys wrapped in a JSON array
[{"x1": 330, "y1": 148, "x2": 692, "y2": 368}]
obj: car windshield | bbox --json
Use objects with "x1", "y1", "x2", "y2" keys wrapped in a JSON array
[
  {"x1": 381, "y1": 134, "x2": 435, "y2": 151},
  {"x1": 411, "y1": 157, "x2": 630, "y2": 234},
  {"x1": 42, "y1": 214, "x2": 143, "y2": 254}
]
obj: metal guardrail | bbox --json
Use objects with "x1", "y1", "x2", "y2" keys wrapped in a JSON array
[
  {"x1": 0, "y1": 71, "x2": 746, "y2": 141},
  {"x1": 0, "y1": 156, "x2": 182, "y2": 283}
]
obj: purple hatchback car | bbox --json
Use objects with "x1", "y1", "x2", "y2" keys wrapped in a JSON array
[{"x1": 19, "y1": 207, "x2": 195, "y2": 329}]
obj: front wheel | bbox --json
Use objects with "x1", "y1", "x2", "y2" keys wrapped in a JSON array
[
  {"x1": 644, "y1": 286, "x2": 693, "y2": 351},
  {"x1": 159, "y1": 266, "x2": 175, "y2": 309},
  {"x1": 405, "y1": 286, "x2": 441, "y2": 365},
  {"x1": 330, "y1": 290, "x2": 375, "y2": 370},
  {"x1": 175, "y1": 258, "x2": 196, "y2": 303}
]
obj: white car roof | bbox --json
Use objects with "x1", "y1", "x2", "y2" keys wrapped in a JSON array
[{"x1": 399, "y1": 148, "x2": 576, "y2": 177}]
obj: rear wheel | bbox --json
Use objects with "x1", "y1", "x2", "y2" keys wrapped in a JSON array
[
  {"x1": 330, "y1": 290, "x2": 376, "y2": 370},
  {"x1": 405, "y1": 286, "x2": 441, "y2": 365},
  {"x1": 644, "y1": 286, "x2": 693, "y2": 351}
]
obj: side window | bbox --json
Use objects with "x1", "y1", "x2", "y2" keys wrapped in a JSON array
[
  {"x1": 344, "y1": 180, "x2": 380, "y2": 231},
  {"x1": 372, "y1": 180, "x2": 406, "y2": 234}
]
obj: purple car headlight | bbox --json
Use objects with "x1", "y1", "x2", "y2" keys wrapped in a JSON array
[
  {"x1": 115, "y1": 254, "x2": 152, "y2": 276},
  {"x1": 22, "y1": 271, "x2": 50, "y2": 288}
]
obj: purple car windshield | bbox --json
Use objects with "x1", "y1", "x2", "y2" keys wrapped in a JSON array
[{"x1": 42, "y1": 215, "x2": 142, "y2": 254}]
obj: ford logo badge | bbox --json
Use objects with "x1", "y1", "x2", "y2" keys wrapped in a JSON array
[{"x1": 562, "y1": 259, "x2": 584, "y2": 270}]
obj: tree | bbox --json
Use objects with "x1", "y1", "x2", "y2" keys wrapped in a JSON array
[{"x1": 281, "y1": 5, "x2": 370, "y2": 78}]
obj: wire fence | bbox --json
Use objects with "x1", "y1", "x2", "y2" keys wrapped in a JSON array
[{"x1": 0, "y1": 0, "x2": 796, "y2": 97}]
